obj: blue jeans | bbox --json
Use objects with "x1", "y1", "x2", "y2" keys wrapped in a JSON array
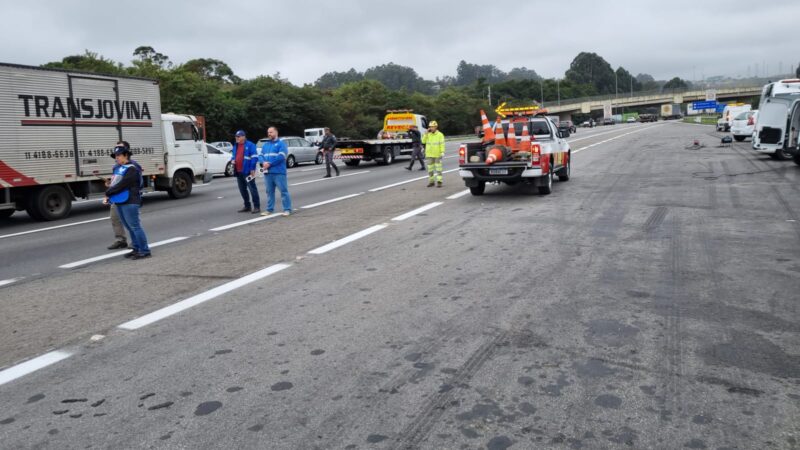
[
  {"x1": 116, "y1": 203, "x2": 150, "y2": 254},
  {"x1": 264, "y1": 173, "x2": 292, "y2": 213},
  {"x1": 236, "y1": 172, "x2": 260, "y2": 209}
]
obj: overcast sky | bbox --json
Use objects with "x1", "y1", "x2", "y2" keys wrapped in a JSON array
[{"x1": 1, "y1": 0, "x2": 798, "y2": 85}]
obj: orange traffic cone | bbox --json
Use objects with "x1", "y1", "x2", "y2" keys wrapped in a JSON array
[
  {"x1": 480, "y1": 110, "x2": 495, "y2": 143},
  {"x1": 519, "y1": 123, "x2": 531, "y2": 151},
  {"x1": 493, "y1": 119, "x2": 507, "y2": 147},
  {"x1": 506, "y1": 120, "x2": 518, "y2": 151},
  {"x1": 485, "y1": 146, "x2": 505, "y2": 165}
]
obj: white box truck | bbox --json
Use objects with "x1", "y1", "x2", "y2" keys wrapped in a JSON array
[{"x1": 0, "y1": 63, "x2": 210, "y2": 220}]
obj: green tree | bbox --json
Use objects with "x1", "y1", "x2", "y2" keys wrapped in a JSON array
[
  {"x1": 42, "y1": 50, "x2": 124, "y2": 75},
  {"x1": 662, "y1": 77, "x2": 689, "y2": 90},
  {"x1": 455, "y1": 60, "x2": 506, "y2": 86},
  {"x1": 182, "y1": 58, "x2": 241, "y2": 84},
  {"x1": 795, "y1": 62, "x2": 799, "y2": 78},
  {"x1": 565, "y1": 52, "x2": 615, "y2": 95},
  {"x1": 364, "y1": 62, "x2": 432, "y2": 93},
  {"x1": 430, "y1": 88, "x2": 487, "y2": 135},
  {"x1": 315, "y1": 68, "x2": 364, "y2": 89},
  {"x1": 129, "y1": 46, "x2": 171, "y2": 79},
  {"x1": 505, "y1": 67, "x2": 541, "y2": 81}
]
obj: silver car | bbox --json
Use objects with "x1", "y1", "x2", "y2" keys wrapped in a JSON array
[{"x1": 256, "y1": 137, "x2": 323, "y2": 168}]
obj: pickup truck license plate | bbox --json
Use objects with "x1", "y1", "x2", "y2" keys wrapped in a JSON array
[{"x1": 489, "y1": 168, "x2": 508, "y2": 175}]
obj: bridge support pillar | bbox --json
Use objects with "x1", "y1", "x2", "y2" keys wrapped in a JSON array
[{"x1": 581, "y1": 102, "x2": 591, "y2": 114}]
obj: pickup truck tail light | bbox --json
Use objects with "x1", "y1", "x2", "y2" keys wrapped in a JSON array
[
  {"x1": 531, "y1": 144, "x2": 541, "y2": 165},
  {"x1": 458, "y1": 145, "x2": 466, "y2": 165}
]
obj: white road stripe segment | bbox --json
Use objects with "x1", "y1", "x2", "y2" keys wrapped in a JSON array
[
  {"x1": 446, "y1": 189, "x2": 471, "y2": 200},
  {"x1": 118, "y1": 263, "x2": 291, "y2": 330},
  {"x1": 209, "y1": 213, "x2": 281, "y2": 232},
  {"x1": 369, "y1": 168, "x2": 459, "y2": 192},
  {"x1": 0, "y1": 278, "x2": 22, "y2": 287},
  {"x1": 308, "y1": 224, "x2": 388, "y2": 255},
  {"x1": 572, "y1": 125, "x2": 660, "y2": 155},
  {"x1": 302, "y1": 193, "x2": 365, "y2": 209},
  {"x1": 290, "y1": 170, "x2": 369, "y2": 186},
  {"x1": 391, "y1": 202, "x2": 443, "y2": 221},
  {"x1": 59, "y1": 236, "x2": 190, "y2": 269},
  {"x1": 0, "y1": 350, "x2": 72, "y2": 386},
  {"x1": 0, "y1": 217, "x2": 109, "y2": 240}
]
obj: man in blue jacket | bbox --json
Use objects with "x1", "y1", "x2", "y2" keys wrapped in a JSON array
[
  {"x1": 259, "y1": 126, "x2": 293, "y2": 216},
  {"x1": 231, "y1": 130, "x2": 261, "y2": 214}
]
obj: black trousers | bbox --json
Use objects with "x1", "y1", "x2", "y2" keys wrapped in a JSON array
[{"x1": 408, "y1": 144, "x2": 425, "y2": 168}]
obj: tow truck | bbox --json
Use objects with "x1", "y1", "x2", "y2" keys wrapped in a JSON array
[
  {"x1": 335, "y1": 110, "x2": 428, "y2": 166},
  {"x1": 458, "y1": 105, "x2": 571, "y2": 196}
]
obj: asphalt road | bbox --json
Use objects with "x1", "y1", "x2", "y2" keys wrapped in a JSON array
[{"x1": 1, "y1": 122, "x2": 798, "y2": 449}]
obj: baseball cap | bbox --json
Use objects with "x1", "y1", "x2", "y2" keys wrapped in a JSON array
[
  {"x1": 111, "y1": 146, "x2": 130, "y2": 157},
  {"x1": 235, "y1": 130, "x2": 246, "y2": 137}
]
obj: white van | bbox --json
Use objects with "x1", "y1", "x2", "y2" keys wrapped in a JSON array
[
  {"x1": 752, "y1": 79, "x2": 800, "y2": 160},
  {"x1": 716, "y1": 104, "x2": 751, "y2": 131},
  {"x1": 303, "y1": 127, "x2": 325, "y2": 146}
]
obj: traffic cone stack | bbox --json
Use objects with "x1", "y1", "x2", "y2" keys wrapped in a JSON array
[
  {"x1": 480, "y1": 110, "x2": 495, "y2": 143},
  {"x1": 506, "y1": 120, "x2": 518, "y2": 151},
  {"x1": 493, "y1": 119, "x2": 507, "y2": 147},
  {"x1": 519, "y1": 123, "x2": 531, "y2": 151}
]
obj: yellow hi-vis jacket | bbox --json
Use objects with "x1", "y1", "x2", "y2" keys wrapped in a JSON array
[{"x1": 422, "y1": 130, "x2": 445, "y2": 158}]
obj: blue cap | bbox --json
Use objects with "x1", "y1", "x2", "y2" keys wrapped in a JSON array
[
  {"x1": 111, "y1": 145, "x2": 130, "y2": 157},
  {"x1": 235, "y1": 130, "x2": 246, "y2": 137}
]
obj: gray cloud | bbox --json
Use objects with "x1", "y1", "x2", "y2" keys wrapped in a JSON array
[{"x1": 1, "y1": 0, "x2": 798, "y2": 85}]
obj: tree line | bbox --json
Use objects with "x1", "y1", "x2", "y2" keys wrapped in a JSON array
[{"x1": 42, "y1": 47, "x2": 693, "y2": 141}]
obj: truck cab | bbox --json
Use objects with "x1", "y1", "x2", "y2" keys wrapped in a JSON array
[{"x1": 157, "y1": 113, "x2": 209, "y2": 198}]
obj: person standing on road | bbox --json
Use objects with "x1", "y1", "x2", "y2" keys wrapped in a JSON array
[
  {"x1": 259, "y1": 126, "x2": 293, "y2": 216},
  {"x1": 104, "y1": 145, "x2": 151, "y2": 259},
  {"x1": 405, "y1": 124, "x2": 425, "y2": 171},
  {"x1": 422, "y1": 120, "x2": 445, "y2": 187},
  {"x1": 231, "y1": 130, "x2": 261, "y2": 214},
  {"x1": 106, "y1": 140, "x2": 142, "y2": 250},
  {"x1": 319, "y1": 127, "x2": 339, "y2": 178}
]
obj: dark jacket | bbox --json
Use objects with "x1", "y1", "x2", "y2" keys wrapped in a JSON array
[
  {"x1": 407, "y1": 128, "x2": 422, "y2": 144},
  {"x1": 319, "y1": 134, "x2": 337, "y2": 150},
  {"x1": 106, "y1": 163, "x2": 143, "y2": 205}
]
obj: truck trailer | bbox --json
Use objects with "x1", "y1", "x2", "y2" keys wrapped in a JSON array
[{"x1": 0, "y1": 63, "x2": 209, "y2": 221}]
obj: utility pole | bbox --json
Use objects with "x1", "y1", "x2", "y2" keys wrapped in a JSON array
[
  {"x1": 540, "y1": 81, "x2": 544, "y2": 108},
  {"x1": 488, "y1": 86, "x2": 492, "y2": 106},
  {"x1": 557, "y1": 78, "x2": 560, "y2": 106}
]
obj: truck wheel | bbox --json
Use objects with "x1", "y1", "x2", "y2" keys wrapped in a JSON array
[
  {"x1": 286, "y1": 155, "x2": 296, "y2": 168},
  {"x1": 470, "y1": 182, "x2": 486, "y2": 196},
  {"x1": 377, "y1": 147, "x2": 394, "y2": 165},
  {"x1": 28, "y1": 185, "x2": 72, "y2": 221},
  {"x1": 538, "y1": 166, "x2": 553, "y2": 195},
  {"x1": 558, "y1": 157, "x2": 571, "y2": 182},
  {"x1": 168, "y1": 171, "x2": 193, "y2": 199},
  {"x1": 315, "y1": 152, "x2": 323, "y2": 165},
  {"x1": 774, "y1": 148, "x2": 792, "y2": 161},
  {"x1": 344, "y1": 160, "x2": 360, "y2": 167},
  {"x1": 224, "y1": 162, "x2": 234, "y2": 177}
]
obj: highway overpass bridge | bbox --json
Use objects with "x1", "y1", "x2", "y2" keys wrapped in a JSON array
[{"x1": 545, "y1": 86, "x2": 762, "y2": 119}]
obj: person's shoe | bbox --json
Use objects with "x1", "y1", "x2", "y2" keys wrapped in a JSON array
[
  {"x1": 427, "y1": 182, "x2": 435, "y2": 188},
  {"x1": 107, "y1": 241, "x2": 127, "y2": 250},
  {"x1": 131, "y1": 252, "x2": 151, "y2": 260},
  {"x1": 405, "y1": 166, "x2": 412, "y2": 171},
  {"x1": 237, "y1": 207, "x2": 251, "y2": 213},
  {"x1": 335, "y1": 170, "x2": 340, "y2": 176},
  {"x1": 123, "y1": 251, "x2": 137, "y2": 259},
  {"x1": 419, "y1": 167, "x2": 426, "y2": 171},
  {"x1": 251, "y1": 208, "x2": 261, "y2": 214},
  {"x1": 282, "y1": 211, "x2": 291, "y2": 217},
  {"x1": 323, "y1": 174, "x2": 331, "y2": 178},
  {"x1": 437, "y1": 181, "x2": 443, "y2": 188},
  {"x1": 261, "y1": 211, "x2": 273, "y2": 216}
]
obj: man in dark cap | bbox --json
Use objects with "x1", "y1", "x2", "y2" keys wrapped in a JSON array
[{"x1": 231, "y1": 130, "x2": 261, "y2": 213}]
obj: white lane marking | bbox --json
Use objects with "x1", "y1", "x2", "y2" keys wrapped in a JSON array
[
  {"x1": 572, "y1": 125, "x2": 661, "y2": 155},
  {"x1": 391, "y1": 202, "x2": 443, "y2": 221},
  {"x1": 118, "y1": 263, "x2": 292, "y2": 330},
  {"x1": 209, "y1": 213, "x2": 281, "y2": 232},
  {"x1": 0, "y1": 350, "x2": 72, "y2": 386},
  {"x1": 308, "y1": 224, "x2": 388, "y2": 255},
  {"x1": 299, "y1": 166, "x2": 326, "y2": 172},
  {"x1": 290, "y1": 170, "x2": 370, "y2": 186},
  {"x1": 302, "y1": 193, "x2": 365, "y2": 209},
  {"x1": 446, "y1": 189, "x2": 471, "y2": 200},
  {"x1": 566, "y1": 127, "x2": 640, "y2": 143},
  {"x1": 59, "y1": 236, "x2": 190, "y2": 269},
  {"x1": 369, "y1": 168, "x2": 459, "y2": 192},
  {"x1": 0, "y1": 277, "x2": 22, "y2": 287},
  {"x1": 0, "y1": 217, "x2": 109, "y2": 240}
]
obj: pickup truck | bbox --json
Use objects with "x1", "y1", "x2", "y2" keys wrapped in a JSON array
[{"x1": 458, "y1": 116, "x2": 571, "y2": 196}]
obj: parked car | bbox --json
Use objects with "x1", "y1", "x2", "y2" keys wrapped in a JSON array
[
  {"x1": 205, "y1": 144, "x2": 234, "y2": 177},
  {"x1": 730, "y1": 110, "x2": 758, "y2": 142},
  {"x1": 602, "y1": 117, "x2": 615, "y2": 125},
  {"x1": 581, "y1": 119, "x2": 595, "y2": 128},
  {"x1": 256, "y1": 137, "x2": 323, "y2": 168},
  {"x1": 210, "y1": 141, "x2": 233, "y2": 152},
  {"x1": 626, "y1": 117, "x2": 636, "y2": 123}
]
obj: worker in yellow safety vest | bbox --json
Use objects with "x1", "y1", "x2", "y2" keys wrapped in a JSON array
[{"x1": 421, "y1": 120, "x2": 445, "y2": 187}]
